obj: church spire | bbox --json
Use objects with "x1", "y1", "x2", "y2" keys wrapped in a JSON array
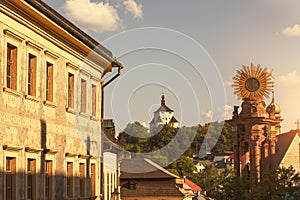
[
  {"x1": 161, "y1": 94, "x2": 165, "y2": 106},
  {"x1": 271, "y1": 85, "x2": 275, "y2": 103},
  {"x1": 266, "y1": 85, "x2": 281, "y2": 116}
]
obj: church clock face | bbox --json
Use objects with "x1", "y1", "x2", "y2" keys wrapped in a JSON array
[
  {"x1": 232, "y1": 64, "x2": 274, "y2": 99},
  {"x1": 245, "y1": 77, "x2": 260, "y2": 92}
]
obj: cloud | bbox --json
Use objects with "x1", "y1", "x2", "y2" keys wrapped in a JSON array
[
  {"x1": 281, "y1": 24, "x2": 300, "y2": 37},
  {"x1": 202, "y1": 110, "x2": 212, "y2": 120},
  {"x1": 202, "y1": 105, "x2": 233, "y2": 122},
  {"x1": 123, "y1": 0, "x2": 143, "y2": 19},
  {"x1": 63, "y1": 0, "x2": 121, "y2": 32},
  {"x1": 224, "y1": 81, "x2": 232, "y2": 87},
  {"x1": 224, "y1": 105, "x2": 233, "y2": 119},
  {"x1": 277, "y1": 71, "x2": 300, "y2": 87}
]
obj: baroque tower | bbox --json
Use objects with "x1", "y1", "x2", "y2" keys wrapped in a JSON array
[{"x1": 227, "y1": 64, "x2": 282, "y2": 187}]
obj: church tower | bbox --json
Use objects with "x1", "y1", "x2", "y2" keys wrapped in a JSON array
[
  {"x1": 149, "y1": 94, "x2": 179, "y2": 132},
  {"x1": 227, "y1": 64, "x2": 283, "y2": 187}
]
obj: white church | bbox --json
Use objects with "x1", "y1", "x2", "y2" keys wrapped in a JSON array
[{"x1": 149, "y1": 94, "x2": 179, "y2": 132}]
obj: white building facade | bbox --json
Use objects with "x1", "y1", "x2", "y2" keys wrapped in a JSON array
[{"x1": 149, "y1": 95, "x2": 179, "y2": 132}]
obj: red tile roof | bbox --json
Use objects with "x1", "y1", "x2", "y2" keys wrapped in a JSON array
[{"x1": 184, "y1": 178, "x2": 202, "y2": 191}]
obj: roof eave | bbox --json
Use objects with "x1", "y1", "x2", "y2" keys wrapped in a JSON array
[{"x1": 24, "y1": 0, "x2": 114, "y2": 62}]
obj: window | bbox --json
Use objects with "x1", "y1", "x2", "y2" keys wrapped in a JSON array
[
  {"x1": 28, "y1": 54, "x2": 37, "y2": 96},
  {"x1": 79, "y1": 163, "x2": 85, "y2": 197},
  {"x1": 67, "y1": 162, "x2": 73, "y2": 198},
  {"x1": 92, "y1": 84, "x2": 96, "y2": 116},
  {"x1": 81, "y1": 79, "x2": 86, "y2": 113},
  {"x1": 6, "y1": 157, "x2": 16, "y2": 200},
  {"x1": 45, "y1": 160, "x2": 52, "y2": 200},
  {"x1": 91, "y1": 164, "x2": 96, "y2": 196},
  {"x1": 7, "y1": 43, "x2": 17, "y2": 90},
  {"x1": 68, "y1": 73, "x2": 74, "y2": 109},
  {"x1": 27, "y1": 159, "x2": 36, "y2": 200},
  {"x1": 46, "y1": 62, "x2": 53, "y2": 101}
]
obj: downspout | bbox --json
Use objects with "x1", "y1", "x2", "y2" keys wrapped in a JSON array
[
  {"x1": 101, "y1": 61, "x2": 123, "y2": 122},
  {"x1": 100, "y1": 60, "x2": 123, "y2": 200}
]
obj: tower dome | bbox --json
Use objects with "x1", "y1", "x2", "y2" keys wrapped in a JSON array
[{"x1": 266, "y1": 91, "x2": 281, "y2": 115}]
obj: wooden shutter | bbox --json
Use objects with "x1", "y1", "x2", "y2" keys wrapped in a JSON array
[
  {"x1": 7, "y1": 44, "x2": 17, "y2": 90},
  {"x1": 91, "y1": 164, "x2": 96, "y2": 196},
  {"x1": 92, "y1": 85, "x2": 96, "y2": 116},
  {"x1": 11, "y1": 46, "x2": 17, "y2": 90},
  {"x1": 28, "y1": 54, "x2": 37, "y2": 96},
  {"x1": 68, "y1": 73, "x2": 74, "y2": 108},
  {"x1": 79, "y1": 163, "x2": 85, "y2": 197},
  {"x1": 81, "y1": 79, "x2": 86, "y2": 113},
  {"x1": 46, "y1": 63, "x2": 53, "y2": 101},
  {"x1": 27, "y1": 159, "x2": 36, "y2": 200},
  {"x1": 45, "y1": 160, "x2": 52, "y2": 200},
  {"x1": 67, "y1": 162, "x2": 73, "y2": 197},
  {"x1": 6, "y1": 157, "x2": 16, "y2": 200}
]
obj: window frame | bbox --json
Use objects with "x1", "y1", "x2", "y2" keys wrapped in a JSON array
[
  {"x1": 67, "y1": 72, "x2": 75, "y2": 109},
  {"x1": 44, "y1": 160, "x2": 53, "y2": 200},
  {"x1": 90, "y1": 163, "x2": 96, "y2": 196},
  {"x1": 44, "y1": 152, "x2": 56, "y2": 200},
  {"x1": 66, "y1": 62, "x2": 79, "y2": 112},
  {"x1": 3, "y1": 29, "x2": 24, "y2": 93},
  {"x1": 5, "y1": 157, "x2": 16, "y2": 200},
  {"x1": 25, "y1": 41, "x2": 42, "y2": 99},
  {"x1": 27, "y1": 158, "x2": 36, "y2": 200},
  {"x1": 44, "y1": 50, "x2": 58, "y2": 105},
  {"x1": 3, "y1": 145, "x2": 23, "y2": 200},
  {"x1": 79, "y1": 162, "x2": 86, "y2": 197},
  {"x1": 6, "y1": 43, "x2": 18, "y2": 90},
  {"x1": 80, "y1": 78, "x2": 87, "y2": 113},
  {"x1": 91, "y1": 84, "x2": 97, "y2": 117},
  {"x1": 66, "y1": 161, "x2": 74, "y2": 198},
  {"x1": 46, "y1": 62, "x2": 54, "y2": 102},
  {"x1": 27, "y1": 53, "x2": 37, "y2": 97}
]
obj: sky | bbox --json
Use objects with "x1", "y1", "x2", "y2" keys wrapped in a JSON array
[{"x1": 43, "y1": 0, "x2": 300, "y2": 133}]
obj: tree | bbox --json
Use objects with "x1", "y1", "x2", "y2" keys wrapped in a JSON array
[
  {"x1": 255, "y1": 166, "x2": 300, "y2": 199},
  {"x1": 166, "y1": 156, "x2": 200, "y2": 183},
  {"x1": 117, "y1": 122, "x2": 150, "y2": 153},
  {"x1": 206, "y1": 166, "x2": 300, "y2": 200}
]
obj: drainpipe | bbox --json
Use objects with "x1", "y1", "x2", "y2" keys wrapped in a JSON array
[
  {"x1": 101, "y1": 60, "x2": 123, "y2": 123},
  {"x1": 100, "y1": 59, "x2": 123, "y2": 200}
]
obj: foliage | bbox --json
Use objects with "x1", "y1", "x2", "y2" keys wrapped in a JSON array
[
  {"x1": 197, "y1": 163, "x2": 234, "y2": 198},
  {"x1": 202, "y1": 166, "x2": 300, "y2": 200},
  {"x1": 254, "y1": 166, "x2": 300, "y2": 200},
  {"x1": 117, "y1": 122, "x2": 151, "y2": 153},
  {"x1": 166, "y1": 156, "x2": 199, "y2": 182},
  {"x1": 117, "y1": 121, "x2": 232, "y2": 159}
]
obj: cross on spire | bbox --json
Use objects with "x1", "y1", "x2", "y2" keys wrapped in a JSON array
[{"x1": 295, "y1": 119, "x2": 300, "y2": 132}]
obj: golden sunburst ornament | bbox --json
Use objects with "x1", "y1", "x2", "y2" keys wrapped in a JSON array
[{"x1": 232, "y1": 63, "x2": 274, "y2": 100}]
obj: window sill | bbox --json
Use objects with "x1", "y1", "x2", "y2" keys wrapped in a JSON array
[
  {"x1": 79, "y1": 112, "x2": 89, "y2": 118},
  {"x1": 66, "y1": 107, "x2": 75, "y2": 114},
  {"x1": 25, "y1": 94, "x2": 39, "y2": 102},
  {"x1": 90, "y1": 115, "x2": 98, "y2": 121},
  {"x1": 3, "y1": 87, "x2": 22, "y2": 97},
  {"x1": 43, "y1": 100, "x2": 56, "y2": 108}
]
